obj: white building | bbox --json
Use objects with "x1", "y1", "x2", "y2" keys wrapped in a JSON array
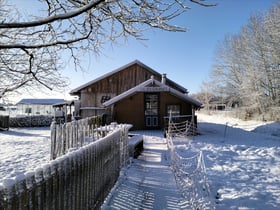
[{"x1": 16, "y1": 98, "x2": 65, "y2": 116}]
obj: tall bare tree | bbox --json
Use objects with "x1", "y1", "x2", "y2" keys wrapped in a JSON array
[
  {"x1": 0, "y1": 0, "x2": 216, "y2": 100},
  {"x1": 209, "y1": 2, "x2": 280, "y2": 118}
]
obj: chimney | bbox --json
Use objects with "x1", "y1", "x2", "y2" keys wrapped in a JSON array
[{"x1": 161, "y1": 73, "x2": 166, "y2": 84}]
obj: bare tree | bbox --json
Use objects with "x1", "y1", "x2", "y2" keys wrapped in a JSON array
[
  {"x1": 210, "y1": 34, "x2": 243, "y2": 106},
  {"x1": 210, "y1": 1, "x2": 280, "y2": 118},
  {"x1": 192, "y1": 81, "x2": 214, "y2": 112},
  {"x1": 263, "y1": 3, "x2": 280, "y2": 106},
  {"x1": 0, "y1": 0, "x2": 216, "y2": 100}
]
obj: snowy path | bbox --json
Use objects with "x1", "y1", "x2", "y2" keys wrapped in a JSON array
[{"x1": 102, "y1": 134, "x2": 183, "y2": 209}]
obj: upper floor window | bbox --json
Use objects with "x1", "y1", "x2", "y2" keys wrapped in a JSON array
[{"x1": 101, "y1": 95, "x2": 111, "y2": 103}]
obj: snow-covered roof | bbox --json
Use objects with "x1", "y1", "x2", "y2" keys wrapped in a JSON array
[
  {"x1": 70, "y1": 60, "x2": 188, "y2": 95},
  {"x1": 17, "y1": 98, "x2": 65, "y2": 105},
  {"x1": 79, "y1": 106, "x2": 105, "y2": 110},
  {"x1": 52, "y1": 100, "x2": 74, "y2": 107},
  {"x1": 103, "y1": 77, "x2": 202, "y2": 107}
]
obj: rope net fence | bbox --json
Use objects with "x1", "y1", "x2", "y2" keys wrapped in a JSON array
[
  {"x1": 166, "y1": 113, "x2": 215, "y2": 209},
  {"x1": 165, "y1": 113, "x2": 197, "y2": 137}
]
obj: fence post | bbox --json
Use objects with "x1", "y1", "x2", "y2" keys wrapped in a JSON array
[
  {"x1": 56, "y1": 124, "x2": 63, "y2": 157},
  {"x1": 35, "y1": 167, "x2": 45, "y2": 209},
  {"x1": 50, "y1": 121, "x2": 56, "y2": 160},
  {"x1": 65, "y1": 122, "x2": 70, "y2": 153},
  {"x1": 50, "y1": 161, "x2": 59, "y2": 209},
  {"x1": 43, "y1": 164, "x2": 52, "y2": 210},
  {"x1": 69, "y1": 153, "x2": 78, "y2": 210},
  {"x1": 25, "y1": 172, "x2": 36, "y2": 209},
  {"x1": 15, "y1": 175, "x2": 27, "y2": 209},
  {"x1": 1, "y1": 179, "x2": 17, "y2": 209},
  {"x1": 0, "y1": 185, "x2": 5, "y2": 209},
  {"x1": 63, "y1": 157, "x2": 71, "y2": 210}
]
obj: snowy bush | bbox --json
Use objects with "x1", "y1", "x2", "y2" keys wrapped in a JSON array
[{"x1": 9, "y1": 115, "x2": 53, "y2": 127}]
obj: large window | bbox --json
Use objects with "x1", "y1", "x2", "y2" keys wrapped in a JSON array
[
  {"x1": 144, "y1": 93, "x2": 159, "y2": 128},
  {"x1": 145, "y1": 94, "x2": 159, "y2": 116}
]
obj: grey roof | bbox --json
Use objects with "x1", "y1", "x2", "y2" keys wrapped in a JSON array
[
  {"x1": 52, "y1": 100, "x2": 74, "y2": 107},
  {"x1": 70, "y1": 60, "x2": 188, "y2": 95},
  {"x1": 103, "y1": 77, "x2": 202, "y2": 108},
  {"x1": 17, "y1": 98, "x2": 65, "y2": 105}
]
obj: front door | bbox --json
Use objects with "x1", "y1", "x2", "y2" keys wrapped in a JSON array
[{"x1": 144, "y1": 93, "x2": 160, "y2": 129}]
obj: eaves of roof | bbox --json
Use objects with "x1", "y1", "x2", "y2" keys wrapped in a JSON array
[
  {"x1": 103, "y1": 78, "x2": 202, "y2": 108},
  {"x1": 16, "y1": 98, "x2": 65, "y2": 105}
]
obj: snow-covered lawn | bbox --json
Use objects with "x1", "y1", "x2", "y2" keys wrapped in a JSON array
[
  {"x1": 0, "y1": 127, "x2": 51, "y2": 183},
  {"x1": 193, "y1": 112, "x2": 280, "y2": 209},
  {"x1": 0, "y1": 112, "x2": 279, "y2": 209}
]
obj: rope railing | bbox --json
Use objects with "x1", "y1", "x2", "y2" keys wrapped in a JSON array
[
  {"x1": 166, "y1": 114, "x2": 197, "y2": 137},
  {"x1": 166, "y1": 113, "x2": 215, "y2": 209}
]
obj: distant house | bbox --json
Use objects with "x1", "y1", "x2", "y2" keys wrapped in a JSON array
[
  {"x1": 70, "y1": 60, "x2": 202, "y2": 130},
  {"x1": 16, "y1": 98, "x2": 65, "y2": 116}
]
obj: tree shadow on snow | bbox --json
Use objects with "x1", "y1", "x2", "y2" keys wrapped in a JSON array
[
  {"x1": 252, "y1": 121, "x2": 280, "y2": 138},
  {"x1": 194, "y1": 122, "x2": 280, "y2": 210},
  {"x1": 103, "y1": 135, "x2": 183, "y2": 209},
  {"x1": 197, "y1": 122, "x2": 280, "y2": 147},
  {"x1": 0, "y1": 127, "x2": 50, "y2": 138}
]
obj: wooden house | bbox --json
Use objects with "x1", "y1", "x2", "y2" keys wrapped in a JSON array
[{"x1": 70, "y1": 60, "x2": 202, "y2": 130}]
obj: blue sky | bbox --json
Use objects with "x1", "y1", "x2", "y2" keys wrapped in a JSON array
[{"x1": 10, "y1": 0, "x2": 280, "y2": 101}]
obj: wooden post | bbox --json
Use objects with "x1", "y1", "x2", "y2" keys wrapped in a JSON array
[
  {"x1": 43, "y1": 164, "x2": 52, "y2": 210},
  {"x1": 50, "y1": 121, "x2": 56, "y2": 160},
  {"x1": 35, "y1": 168, "x2": 44, "y2": 209}
]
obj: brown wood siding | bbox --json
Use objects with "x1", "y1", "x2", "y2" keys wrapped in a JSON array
[
  {"x1": 113, "y1": 93, "x2": 145, "y2": 130},
  {"x1": 110, "y1": 91, "x2": 193, "y2": 130},
  {"x1": 160, "y1": 92, "x2": 192, "y2": 128},
  {"x1": 80, "y1": 64, "x2": 159, "y2": 107},
  {"x1": 78, "y1": 62, "x2": 189, "y2": 120}
]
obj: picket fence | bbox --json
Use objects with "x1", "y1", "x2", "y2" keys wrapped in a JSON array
[
  {"x1": 50, "y1": 116, "x2": 120, "y2": 160},
  {"x1": 0, "y1": 124, "x2": 131, "y2": 210}
]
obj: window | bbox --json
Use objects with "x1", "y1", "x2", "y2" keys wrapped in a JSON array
[
  {"x1": 167, "y1": 104, "x2": 180, "y2": 116},
  {"x1": 25, "y1": 107, "x2": 32, "y2": 114},
  {"x1": 100, "y1": 95, "x2": 111, "y2": 103},
  {"x1": 145, "y1": 94, "x2": 159, "y2": 116}
]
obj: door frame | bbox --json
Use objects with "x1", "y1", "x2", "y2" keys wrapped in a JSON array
[{"x1": 144, "y1": 93, "x2": 160, "y2": 129}]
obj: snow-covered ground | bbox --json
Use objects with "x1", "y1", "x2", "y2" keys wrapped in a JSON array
[
  {"x1": 0, "y1": 127, "x2": 51, "y2": 183},
  {"x1": 0, "y1": 112, "x2": 279, "y2": 209},
  {"x1": 193, "y1": 112, "x2": 280, "y2": 209}
]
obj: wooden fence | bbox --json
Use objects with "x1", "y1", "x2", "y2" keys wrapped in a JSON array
[
  {"x1": 0, "y1": 125, "x2": 131, "y2": 210},
  {"x1": 50, "y1": 116, "x2": 119, "y2": 160}
]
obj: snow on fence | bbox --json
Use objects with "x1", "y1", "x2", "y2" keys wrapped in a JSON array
[
  {"x1": 165, "y1": 114, "x2": 197, "y2": 136},
  {"x1": 0, "y1": 126, "x2": 130, "y2": 210},
  {"x1": 166, "y1": 114, "x2": 215, "y2": 209},
  {"x1": 50, "y1": 116, "x2": 118, "y2": 160},
  {"x1": 9, "y1": 115, "x2": 53, "y2": 127}
]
